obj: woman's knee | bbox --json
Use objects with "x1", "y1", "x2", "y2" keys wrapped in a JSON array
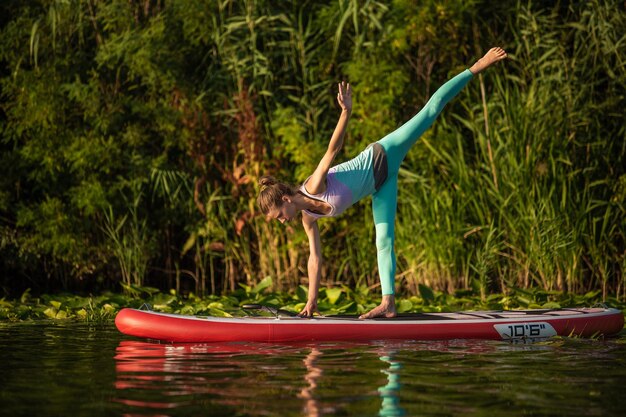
[
  {"x1": 375, "y1": 234, "x2": 394, "y2": 253},
  {"x1": 425, "y1": 95, "x2": 444, "y2": 118}
]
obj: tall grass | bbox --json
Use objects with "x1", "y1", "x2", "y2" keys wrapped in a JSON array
[
  {"x1": 102, "y1": 189, "x2": 154, "y2": 290},
  {"x1": 2, "y1": 0, "x2": 623, "y2": 299},
  {"x1": 105, "y1": 0, "x2": 625, "y2": 299},
  {"x1": 391, "y1": 1, "x2": 625, "y2": 298}
]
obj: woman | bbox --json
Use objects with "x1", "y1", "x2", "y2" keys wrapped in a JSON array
[{"x1": 258, "y1": 47, "x2": 507, "y2": 319}]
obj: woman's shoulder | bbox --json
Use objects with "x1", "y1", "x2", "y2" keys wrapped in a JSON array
[{"x1": 300, "y1": 175, "x2": 329, "y2": 196}]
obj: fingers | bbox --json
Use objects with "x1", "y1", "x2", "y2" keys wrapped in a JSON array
[
  {"x1": 297, "y1": 308, "x2": 320, "y2": 318},
  {"x1": 337, "y1": 81, "x2": 351, "y2": 97},
  {"x1": 337, "y1": 81, "x2": 351, "y2": 110}
]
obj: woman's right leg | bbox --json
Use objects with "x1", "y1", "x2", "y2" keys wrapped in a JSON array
[
  {"x1": 378, "y1": 69, "x2": 474, "y2": 175},
  {"x1": 372, "y1": 173, "x2": 399, "y2": 297}
]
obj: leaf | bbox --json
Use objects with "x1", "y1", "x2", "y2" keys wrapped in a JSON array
[
  {"x1": 487, "y1": 294, "x2": 502, "y2": 302},
  {"x1": 20, "y1": 289, "x2": 31, "y2": 304},
  {"x1": 30, "y1": 19, "x2": 40, "y2": 67},
  {"x1": 325, "y1": 288, "x2": 342, "y2": 305},
  {"x1": 356, "y1": 285, "x2": 370, "y2": 297},
  {"x1": 150, "y1": 293, "x2": 177, "y2": 306},
  {"x1": 397, "y1": 299, "x2": 413, "y2": 313},
  {"x1": 516, "y1": 296, "x2": 531, "y2": 307},
  {"x1": 182, "y1": 232, "x2": 197, "y2": 255},
  {"x1": 209, "y1": 308, "x2": 232, "y2": 318},
  {"x1": 584, "y1": 290, "x2": 601, "y2": 299},
  {"x1": 251, "y1": 276, "x2": 272, "y2": 294},
  {"x1": 296, "y1": 285, "x2": 308, "y2": 302},
  {"x1": 418, "y1": 284, "x2": 435, "y2": 303},
  {"x1": 43, "y1": 308, "x2": 57, "y2": 319},
  {"x1": 337, "y1": 302, "x2": 356, "y2": 313}
]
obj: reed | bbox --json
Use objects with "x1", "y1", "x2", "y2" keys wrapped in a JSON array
[
  {"x1": 389, "y1": 1, "x2": 625, "y2": 297},
  {"x1": 1, "y1": 0, "x2": 623, "y2": 299}
]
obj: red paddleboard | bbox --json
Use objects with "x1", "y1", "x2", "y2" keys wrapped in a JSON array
[{"x1": 115, "y1": 307, "x2": 624, "y2": 343}]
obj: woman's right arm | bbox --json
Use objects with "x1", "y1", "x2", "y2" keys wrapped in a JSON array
[
  {"x1": 304, "y1": 82, "x2": 352, "y2": 195},
  {"x1": 299, "y1": 213, "x2": 322, "y2": 317}
]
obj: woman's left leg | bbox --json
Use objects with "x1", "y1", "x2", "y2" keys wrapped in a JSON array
[
  {"x1": 361, "y1": 71, "x2": 472, "y2": 319},
  {"x1": 369, "y1": 69, "x2": 474, "y2": 297},
  {"x1": 361, "y1": 48, "x2": 507, "y2": 319},
  {"x1": 378, "y1": 69, "x2": 474, "y2": 176},
  {"x1": 370, "y1": 70, "x2": 473, "y2": 296}
]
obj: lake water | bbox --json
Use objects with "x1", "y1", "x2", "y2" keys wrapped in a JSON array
[{"x1": 1, "y1": 322, "x2": 625, "y2": 417}]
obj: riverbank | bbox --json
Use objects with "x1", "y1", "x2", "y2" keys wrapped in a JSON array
[{"x1": 2, "y1": 279, "x2": 624, "y2": 323}]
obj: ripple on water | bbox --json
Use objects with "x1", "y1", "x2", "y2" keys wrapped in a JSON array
[{"x1": 0, "y1": 323, "x2": 624, "y2": 417}]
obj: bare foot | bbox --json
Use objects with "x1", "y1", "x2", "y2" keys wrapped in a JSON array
[
  {"x1": 359, "y1": 295, "x2": 397, "y2": 319},
  {"x1": 469, "y1": 47, "x2": 507, "y2": 75}
]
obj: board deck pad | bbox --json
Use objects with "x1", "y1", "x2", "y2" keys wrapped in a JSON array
[{"x1": 326, "y1": 308, "x2": 607, "y2": 320}]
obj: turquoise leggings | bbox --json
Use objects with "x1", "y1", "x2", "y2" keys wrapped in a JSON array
[{"x1": 373, "y1": 69, "x2": 473, "y2": 295}]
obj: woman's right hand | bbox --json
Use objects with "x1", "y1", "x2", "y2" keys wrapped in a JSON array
[
  {"x1": 298, "y1": 299, "x2": 320, "y2": 318},
  {"x1": 337, "y1": 81, "x2": 352, "y2": 113}
]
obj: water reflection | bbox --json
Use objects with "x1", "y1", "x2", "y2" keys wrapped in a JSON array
[
  {"x1": 115, "y1": 341, "x2": 289, "y2": 400},
  {"x1": 115, "y1": 341, "x2": 408, "y2": 416},
  {"x1": 112, "y1": 339, "x2": 520, "y2": 415},
  {"x1": 297, "y1": 348, "x2": 322, "y2": 417},
  {"x1": 113, "y1": 337, "x2": 625, "y2": 416},
  {"x1": 377, "y1": 352, "x2": 405, "y2": 417},
  {"x1": 2, "y1": 323, "x2": 624, "y2": 417}
]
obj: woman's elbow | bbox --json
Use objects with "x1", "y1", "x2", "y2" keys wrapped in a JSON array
[{"x1": 308, "y1": 253, "x2": 322, "y2": 265}]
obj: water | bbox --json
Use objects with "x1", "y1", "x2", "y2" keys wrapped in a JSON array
[{"x1": 1, "y1": 322, "x2": 625, "y2": 417}]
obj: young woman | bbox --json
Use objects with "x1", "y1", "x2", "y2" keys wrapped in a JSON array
[{"x1": 258, "y1": 47, "x2": 507, "y2": 319}]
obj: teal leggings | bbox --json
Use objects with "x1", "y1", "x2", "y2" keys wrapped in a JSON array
[{"x1": 373, "y1": 69, "x2": 473, "y2": 295}]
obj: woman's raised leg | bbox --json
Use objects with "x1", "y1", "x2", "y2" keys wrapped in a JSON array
[
  {"x1": 377, "y1": 47, "x2": 508, "y2": 176},
  {"x1": 378, "y1": 69, "x2": 473, "y2": 176}
]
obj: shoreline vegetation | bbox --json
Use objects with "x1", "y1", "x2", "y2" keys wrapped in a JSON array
[
  {"x1": 1, "y1": 281, "x2": 625, "y2": 323},
  {"x1": 1, "y1": 2, "x2": 625, "y2": 301}
]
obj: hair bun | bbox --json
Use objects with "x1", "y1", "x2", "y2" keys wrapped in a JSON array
[{"x1": 259, "y1": 175, "x2": 277, "y2": 188}]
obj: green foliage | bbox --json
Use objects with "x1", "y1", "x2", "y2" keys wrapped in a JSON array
[
  {"x1": 345, "y1": 54, "x2": 408, "y2": 153},
  {"x1": 271, "y1": 105, "x2": 323, "y2": 182},
  {"x1": 1, "y1": 286, "x2": 624, "y2": 322},
  {"x1": 393, "y1": 0, "x2": 626, "y2": 298},
  {"x1": 102, "y1": 188, "x2": 155, "y2": 289},
  {"x1": 0, "y1": 1, "x2": 624, "y2": 301}
]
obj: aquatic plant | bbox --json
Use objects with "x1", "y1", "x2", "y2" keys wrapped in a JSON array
[{"x1": 1, "y1": 284, "x2": 624, "y2": 323}]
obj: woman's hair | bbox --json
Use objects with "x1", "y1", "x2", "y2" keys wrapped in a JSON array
[{"x1": 257, "y1": 175, "x2": 296, "y2": 215}]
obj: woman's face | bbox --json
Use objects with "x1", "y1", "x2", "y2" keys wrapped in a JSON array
[{"x1": 268, "y1": 198, "x2": 297, "y2": 224}]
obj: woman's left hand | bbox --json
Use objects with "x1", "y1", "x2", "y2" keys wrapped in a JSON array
[{"x1": 337, "y1": 81, "x2": 352, "y2": 113}]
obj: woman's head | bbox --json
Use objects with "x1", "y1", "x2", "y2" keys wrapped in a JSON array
[{"x1": 257, "y1": 176, "x2": 298, "y2": 223}]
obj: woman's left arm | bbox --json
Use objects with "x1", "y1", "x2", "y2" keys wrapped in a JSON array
[{"x1": 304, "y1": 82, "x2": 352, "y2": 195}]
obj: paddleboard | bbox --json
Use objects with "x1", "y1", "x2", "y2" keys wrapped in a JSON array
[{"x1": 115, "y1": 307, "x2": 624, "y2": 343}]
